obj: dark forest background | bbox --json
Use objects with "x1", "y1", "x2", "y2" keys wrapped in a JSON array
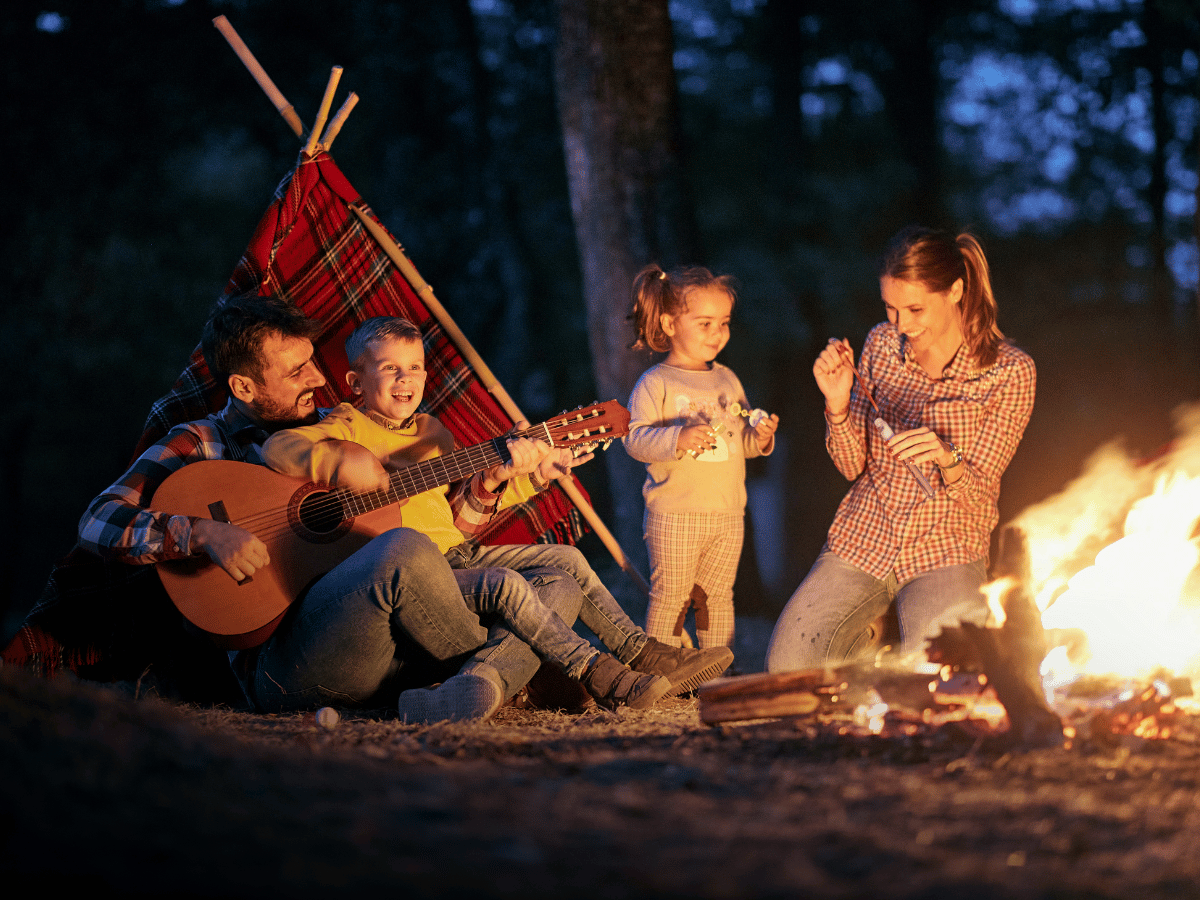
[{"x1": 3, "y1": 0, "x2": 1199, "y2": 641}]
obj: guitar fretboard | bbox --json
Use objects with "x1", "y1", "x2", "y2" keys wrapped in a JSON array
[{"x1": 334, "y1": 427, "x2": 549, "y2": 517}]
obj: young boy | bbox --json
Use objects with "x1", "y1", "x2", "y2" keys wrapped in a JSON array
[{"x1": 263, "y1": 317, "x2": 733, "y2": 721}]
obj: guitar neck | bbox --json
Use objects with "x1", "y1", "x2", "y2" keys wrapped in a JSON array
[{"x1": 336, "y1": 426, "x2": 548, "y2": 517}]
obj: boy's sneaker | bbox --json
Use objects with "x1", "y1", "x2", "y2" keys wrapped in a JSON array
[
  {"x1": 524, "y1": 662, "x2": 596, "y2": 713},
  {"x1": 396, "y1": 670, "x2": 503, "y2": 724},
  {"x1": 580, "y1": 654, "x2": 671, "y2": 710},
  {"x1": 628, "y1": 638, "x2": 734, "y2": 697}
]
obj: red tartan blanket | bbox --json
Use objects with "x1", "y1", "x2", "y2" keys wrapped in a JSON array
[
  {"x1": 6, "y1": 150, "x2": 586, "y2": 686},
  {"x1": 137, "y1": 150, "x2": 587, "y2": 546}
]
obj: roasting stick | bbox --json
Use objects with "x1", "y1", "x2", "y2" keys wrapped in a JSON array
[
  {"x1": 213, "y1": 16, "x2": 305, "y2": 138},
  {"x1": 836, "y1": 343, "x2": 935, "y2": 498}
]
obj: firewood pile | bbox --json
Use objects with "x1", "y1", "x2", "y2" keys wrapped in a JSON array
[{"x1": 698, "y1": 660, "x2": 1195, "y2": 747}]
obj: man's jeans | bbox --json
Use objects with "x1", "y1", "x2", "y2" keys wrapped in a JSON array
[
  {"x1": 766, "y1": 549, "x2": 988, "y2": 672},
  {"x1": 446, "y1": 542, "x2": 648, "y2": 698},
  {"x1": 244, "y1": 530, "x2": 644, "y2": 711}
]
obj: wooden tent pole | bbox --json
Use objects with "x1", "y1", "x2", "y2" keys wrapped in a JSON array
[
  {"x1": 320, "y1": 93, "x2": 360, "y2": 151},
  {"x1": 350, "y1": 205, "x2": 651, "y2": 596},
  {"x1": 303, "y1": 66, "x2": 343, "y2": 157},
  {"x1": 213, "y1": 16, "x2": 305, "y2": 138}
]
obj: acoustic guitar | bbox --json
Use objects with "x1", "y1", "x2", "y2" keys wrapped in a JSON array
[{"x1": 154, "y1": 401, "x2": 630, "y2": 640}]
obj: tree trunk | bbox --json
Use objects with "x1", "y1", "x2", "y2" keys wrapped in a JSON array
[
  {"x1": 1142, "y1": 0, "x2": 1171, "y2": 318},
  {"x1": 554, "y1": 0, "x2": 700, "y2": 588}
]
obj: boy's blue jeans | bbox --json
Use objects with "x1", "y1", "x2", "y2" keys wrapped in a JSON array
[{"x1": 446, "y1": 541, "x2": 649, "y2": 697}]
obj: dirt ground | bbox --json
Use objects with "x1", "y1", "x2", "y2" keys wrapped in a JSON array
[{"x1": 5, "y1": 661, "x2": 1200, "y2": 900}]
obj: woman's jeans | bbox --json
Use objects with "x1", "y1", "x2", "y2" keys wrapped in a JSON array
[{"x1": 766, "y1": 549, "x2": 988, "y2": 672}]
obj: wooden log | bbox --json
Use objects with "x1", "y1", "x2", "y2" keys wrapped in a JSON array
[
  {"x1": 698, "y1": 670, "x2": 832, "y2": 724},
  {"x1": 213, "y1": 16, "x2": 304, "y2": 138}
]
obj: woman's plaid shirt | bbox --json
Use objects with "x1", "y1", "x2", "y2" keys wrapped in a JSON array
[{"x1": 823, "y1": 322, "x2": 1036, "y2": 583}]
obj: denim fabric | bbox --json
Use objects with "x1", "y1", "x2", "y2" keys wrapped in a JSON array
[
  {"x1": 244, "y1": 531, "x2": 646, "y2": 711},
  {"x1": 451, "y1": 564, "x2": 598, "y2": 683},
  {"x1": 457, "y1": 565, "x2": 585, "y2": 699},
  {"x1": 446, "y1": 542, "x2": 648, "y2": 664},
  {"x1": 249, "y1": 529, "x2": 486, "y2": 712},
  {"x1": 766, "y1": 550, "x2": 988, "y2": 672}
]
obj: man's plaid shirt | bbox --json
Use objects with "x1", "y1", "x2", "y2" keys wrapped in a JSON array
[
  {"x1": 823, "y1": 322, "x2": 1036, "y2": 583},
  {"x1": 77, "y1": 402, "x2": 506, "y2": 565}
]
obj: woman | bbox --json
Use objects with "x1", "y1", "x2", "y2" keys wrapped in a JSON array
[{"x1": 767, "y1": 226, "x2": 1036, "y2": 671}]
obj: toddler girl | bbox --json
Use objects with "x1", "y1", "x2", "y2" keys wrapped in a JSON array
[{"x1": 623, "y1": 264, "x2": 778, "y2": 649}]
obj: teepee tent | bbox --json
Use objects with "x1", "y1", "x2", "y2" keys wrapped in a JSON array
[{"x1": 141, "y1": 143, "x2": 588, "y2": 548}]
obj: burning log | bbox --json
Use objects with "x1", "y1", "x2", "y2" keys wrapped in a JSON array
[
  {"x1": 928, "y1": 527, "x2": 1064, "y2": 747},
  {"x1": 696, "y1": 663, "x2": 999, "y2": 733}
]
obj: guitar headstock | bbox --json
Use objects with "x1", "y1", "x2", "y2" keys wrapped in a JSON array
[{"x1": 534, "y1": 401, "x2": 630, "y2": 454}]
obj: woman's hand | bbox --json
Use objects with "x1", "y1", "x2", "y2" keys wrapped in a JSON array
[
  {"x1": 886, "y1": 427, "x2": 964, "y2": 482},
  {"x1": 813, "y1": 338, "x2": 854, "y2": 418}
]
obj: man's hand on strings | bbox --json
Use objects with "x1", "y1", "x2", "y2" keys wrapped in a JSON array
[
  {"x1": 534, "y1": 445, "x2": 592, "y2": 483},
  {"x1": 192, "y1": 518, "x2": 270, "y2": 583},
  {"x1": 481, "y1": 421, "x2": 563, "y2": 490}
]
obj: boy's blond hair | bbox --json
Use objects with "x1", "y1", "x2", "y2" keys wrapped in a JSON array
[{"x1": 345, "y1": 316, "x2": 424, "y2": 370}]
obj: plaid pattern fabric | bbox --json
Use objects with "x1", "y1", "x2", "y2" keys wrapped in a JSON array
[
  {"x1": 824, "y1": 323, "x2": 1036, "y2": 583},
  {"x1": 1, "y1": 619, "x2": 101, "y2": 677},
  {"x1": 136, "y1": 150, "x2": 586, "y2": 545},
  {"x1": 644, "y1": 510, "x2": 743, "y2": 649},
  {"x1": 77, "y1": 406, "x2": 268, "y2": 565}
]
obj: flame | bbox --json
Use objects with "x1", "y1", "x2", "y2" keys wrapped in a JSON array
[
  {"x1": 1040, "y1": 471, "x2": 1200, "y2": 677},
  {"x1": 852, "y1": 690, "x2": 888, "y2": 734},
  {"x1": 982, "y1": 576, "x2": 1014, "y2": 627},
  {"x1": 1013, "y1": 409, "x2": 1200, "y2": 681}
]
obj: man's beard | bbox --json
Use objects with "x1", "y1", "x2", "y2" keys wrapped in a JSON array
[{"x1": 253, "y1": 394, "x2": 320, "y2": 430}]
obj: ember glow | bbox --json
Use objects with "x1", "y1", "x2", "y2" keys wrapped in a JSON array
[{"x1": 1009, "y1": 403, "x2": 1200, "y2": 681}]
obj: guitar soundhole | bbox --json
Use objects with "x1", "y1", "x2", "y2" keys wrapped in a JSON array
[{"x1": 288, "y1": 484, "x2": 354, "y2": 544}]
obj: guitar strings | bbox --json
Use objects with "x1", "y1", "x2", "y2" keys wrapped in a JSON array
[
  {"x1": 206, "y1": 414, "x2": 615, "y2": 539},
  {"x1": 222, "y1": 441, "x2": 510, "y2": 539}
]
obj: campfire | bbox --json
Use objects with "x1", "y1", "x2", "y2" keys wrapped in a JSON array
[{"x1": 702, "y1": 403, "x2": 1200, "y2": 746}]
